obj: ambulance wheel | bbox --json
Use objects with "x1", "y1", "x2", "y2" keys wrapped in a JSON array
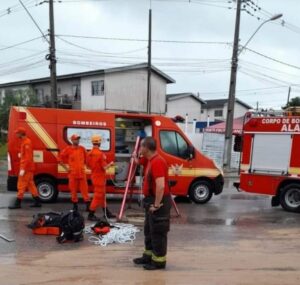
[
  {"x1": 189, "y1": 180, "x2": 213, "y2": 204},
  {"x1": 280, "y1": 184, "x2": 300, "y2": 213},
  {"x1": 36, "y1": 177, "x2": 58, "y2": 203}
]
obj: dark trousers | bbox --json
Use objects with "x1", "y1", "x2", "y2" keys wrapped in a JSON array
[{"x1": 144, "y1": 195, "x2": 171, "y2": 260}]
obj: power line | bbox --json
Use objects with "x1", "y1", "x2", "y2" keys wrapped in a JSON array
[
  {"x1": 0, "y1": 59, "x2": 46, "y2": 76},
  {"x1": 57, "y1": 0, "x2": 109, "y2": 2},
  {"x1": 56, "y1": 34, "x2": 231, "y2": 45},
  {"x1": 56, "y1": 49, "x2": 230, "y2": 65},
  {"x1": 242, "y1": 0, "x2": 300, "y2": 37},
  {"x1": 0, "y1": 36, "x2": 44, "y2": 51},
  {"x1": 18, "y1": 0, "x2": 49, "y2": 43},
  {"x1": 241, "y1": 46, "x2": 300, "y2": 71},
  {"x1": 239, "y1": 70, "x2": 286, "y2": 87},
  {"x1": 199, "y1": 85, "x2": 290, "y2": 95},
  {"x1": 153, "y1": 0, "x2": 234, "y2": 10},
  {"x1": 240, "y1": 59, "x2": 300, "y2": 78},
  {"x1": 0, "y1": 50, "x2": 46, "y2": 67},
  {"x1": 56, "y1": 36, "x2": 148, "y2": 55},
  {"x1": 0, "y1": 0, "x2": 36, "y2": 17},
  {"x1": 240, "y1": 68, "x2": 298, "y2": 87}
]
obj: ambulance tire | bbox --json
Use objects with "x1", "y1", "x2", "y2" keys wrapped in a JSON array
[
  {"x1": 189, "y1": 180, "x2": 213, "y2": 204},
  {"x1": 35, "y1": 177, "x2": 58, "y2": 203},
  {"x1": 279, "y1": 184, "x2": 300, "y2": 213}
]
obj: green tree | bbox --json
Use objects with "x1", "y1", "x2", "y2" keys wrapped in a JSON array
[
  {"x1": 282, "y1": 96, "x2": 300, "y2": 109},
  {"x1": 0, "y1": 87, "x2": 38, "y2": 142}
]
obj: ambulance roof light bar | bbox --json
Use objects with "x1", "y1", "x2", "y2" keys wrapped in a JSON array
[{"x1": 246, "y1": 109, "x2": 300, "y2": 118}]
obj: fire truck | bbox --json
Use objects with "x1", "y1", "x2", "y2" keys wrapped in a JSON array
[
  {"x1": 234, "y1": 110, "x2": 300, "y2": 212},
  {"x1": 7, "y1": 106, "x2": 224, "y2": 204}
]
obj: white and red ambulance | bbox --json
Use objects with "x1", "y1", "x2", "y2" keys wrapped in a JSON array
[{"x1": 7, "y1": 106, "x2": 224, "y2": 204}]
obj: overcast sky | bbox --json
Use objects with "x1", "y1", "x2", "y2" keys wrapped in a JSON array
[{"x1": 1, "y1": 0, "x2": 300, "y2": 109}]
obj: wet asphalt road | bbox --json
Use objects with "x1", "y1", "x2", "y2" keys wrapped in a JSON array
[
  {"x1": 1, "y1": 160, "x2": 300, "y2": 284},
  {"x1": 0, "y1": 173, "x2": 299, "y2": 255}
]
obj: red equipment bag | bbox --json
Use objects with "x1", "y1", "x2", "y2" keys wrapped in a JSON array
[
  {"x1": 91, "y1": 219, "x2": 111, "y2": 235},
  {"x1": 27, "y1": 212, "x2": 61, "y2": 236}
]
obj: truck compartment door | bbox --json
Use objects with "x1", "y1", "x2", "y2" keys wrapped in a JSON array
[{"x1": 251, "y1": 134, "x2": 292, "y2": 174}]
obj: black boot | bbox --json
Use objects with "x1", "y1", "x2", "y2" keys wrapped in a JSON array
[
  {"x1": 30, "y1": 196, "x2": 42, "y2": 208},
  {"x1": 143, "y1": 260, "x2": 166, "y2": 270},
  {"x1": 88, "y1": 211, "x2": 99, "y2": 221},
  {"x1": 85, "y1": 201, "x2": 91, "y2": 212},
  {"x1": 133, "y1": 254, "x2": 151, "y2": 265},
  {"x1": 73, "y1": 203, "x2": 78, "y2": 211},
  {"x1": 103, "y1": 207, "x2": 116, "y2": 219},
  {"x1": 8, "y1": 198, "x2": 22, "y2": 209}
]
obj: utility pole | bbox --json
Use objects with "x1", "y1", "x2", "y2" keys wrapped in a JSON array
[
  {"x1": 223, "y1": 0, "x2": 242, "y2": 170},
  {"x1": 146, "y1": 9, "x2": 152, "y2": 114},
  {"x1": 287, "y1": 86, "x2": 291, "y2": 106},
  {"x1": 256, "y1": 101, "x2": 259, "y2": 111},
  {"x1": 49, "y1": 0, "x2": 57, "y2": 108}
]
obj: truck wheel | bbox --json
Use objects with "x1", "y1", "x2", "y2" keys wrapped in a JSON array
[
  {"x1": 35, "y1": 177, "x2": 58, "y2": 203},
  {"x1": 189, "y1": 180, "x2": 213, "y2": 204},
  {"x1": 279, "y1": 184, "x2": 300, "y2": 213}
]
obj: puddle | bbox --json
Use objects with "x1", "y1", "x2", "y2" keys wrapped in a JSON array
[
  {"x1": 0, "y1": 253, "x2": 16, "y2": 265},
  {"x1": 172, "y1": 216, "x2": 300, "y2": 227},
  {"x1": 221, "y1": 194, "x2": 267, "y2": 200}
]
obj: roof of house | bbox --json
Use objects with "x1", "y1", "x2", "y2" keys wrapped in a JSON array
[
  {"x1": 166, "y1": 93, "x2": 206, "y2": 104},
  {"x1": 204, "y1": 116, "x2": 244, "y2": 135},
  {"x1": 0, "y1": 63, "x2": 175, "y2": 88},
  {"x1": 202, "y1": 98, "x2": 252, "y2": 109}
]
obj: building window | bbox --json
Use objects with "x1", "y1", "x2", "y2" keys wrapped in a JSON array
[
  {"x1": 201, "y1": 109, "x2": 204, "y2": 114},
  {"x1": 91, "y1": 80, "x2": 104, "y2": 96},
  {"x1": 72, "y1": 84, "x2": 81, "y2": 100},
  {"x1": 214, "y1": 109, "x2": 223, "y2": 117},
  {"x1": 57, "y1": 87, "x2": 61, "y2": 95},
  {"x1": 35, "y1": 88, "x2": 44, "y2": 103}
]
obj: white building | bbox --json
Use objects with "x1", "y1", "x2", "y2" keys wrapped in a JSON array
[
  {"x1": 200, "y1": 99, "x2": 253, "y2": 121},
  {"x1": 166, "y1": 93, "x2": 206, "y2": 121},
  {"x1": 0, "y1": 63, "x2": 175, "y2": 114}
]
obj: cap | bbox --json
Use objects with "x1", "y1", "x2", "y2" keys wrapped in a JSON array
[
  {"x1": 15, "y1": 127, "x2": 26, "y2": 135},
  {"x1": 70, "y1": 134, "x2": 81, "y2": 141},
  {"x1": 91, "y1": 134, "x2": 102, "y2": 144}
]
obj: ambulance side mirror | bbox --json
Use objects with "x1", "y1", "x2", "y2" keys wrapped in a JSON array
[
  {"x1": 233, "y1": 135, "x2": 243, "y2": 152},
  {"x1": 187, "y1": 145, "x2": 195, "y2": 160}
]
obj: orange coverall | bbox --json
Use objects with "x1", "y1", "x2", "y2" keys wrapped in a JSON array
[
  {"x1": 87, "y1": 146, "x2": 108, "y2": 210},
  {"x1": 58, "y1": 145, "x2": 90, "y2": 203},
  {"x1": 17, "y1": 137, "x2": 39, "y2": 199}
]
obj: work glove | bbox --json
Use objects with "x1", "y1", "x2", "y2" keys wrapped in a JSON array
[{"x1": 19, "y1": 169, "x2": 25, "y2": 177}]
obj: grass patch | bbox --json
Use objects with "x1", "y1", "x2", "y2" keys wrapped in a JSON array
[{"x1": 0, "y1": 143, "x2": 7, "y2": 159}]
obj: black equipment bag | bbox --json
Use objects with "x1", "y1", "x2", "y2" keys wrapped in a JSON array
[{"x1": 56, "y1": 210, "x2": 85, "y2": 243}]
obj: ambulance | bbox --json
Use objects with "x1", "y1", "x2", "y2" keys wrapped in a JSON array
[
  {"x1": 234, "y1": 110, "x2": 300, "y2": 212},
  {"x1": 7, "y1": 106, "x2": 224, "y2": 203}
]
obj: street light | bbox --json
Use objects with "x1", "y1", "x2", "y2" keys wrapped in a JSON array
[
  {"x1": 223, "y1": 5, "x2": 283, "y2": 170},
  {"x1": 238, "y1": 14, "x2": 283, "y2": 55}
]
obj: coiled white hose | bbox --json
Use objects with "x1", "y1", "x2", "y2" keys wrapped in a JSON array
[{"x1": 85, "y1": 223, "x2": 140, "y2": 247}]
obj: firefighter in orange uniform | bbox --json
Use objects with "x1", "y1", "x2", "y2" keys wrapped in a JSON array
[
  {"x1": 58, "y1": 134, "x2": 90, "y2": 211},
  {"x1": 9, "y1": 127, "x2": 41, "y2": 209},
  {"x1": 87, "y1": 135, "x2": 116, "y2": 221}
]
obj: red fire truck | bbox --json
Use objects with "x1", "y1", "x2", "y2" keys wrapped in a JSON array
[
  {"x1": 234, "y1": 110, "x2": 300, "y2": 212},
  {"x1": 7, "y1": 106, "x2": 224, "y2": 204}
]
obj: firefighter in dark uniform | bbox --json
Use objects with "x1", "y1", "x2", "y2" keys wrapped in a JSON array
[{"x1": 133, "y1": 137, "x2": 171, "y2": 270}]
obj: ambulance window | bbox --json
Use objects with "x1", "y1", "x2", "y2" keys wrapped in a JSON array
[
  {"x1": 160, "y1": 131, "x2": 189, "y2": 159},
  {"x1": 66, "y1": 128, "x2": 110, "y2": 151},
  {"x1": 177, "y1": 133, "x2": 189, "y2": 158}
]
